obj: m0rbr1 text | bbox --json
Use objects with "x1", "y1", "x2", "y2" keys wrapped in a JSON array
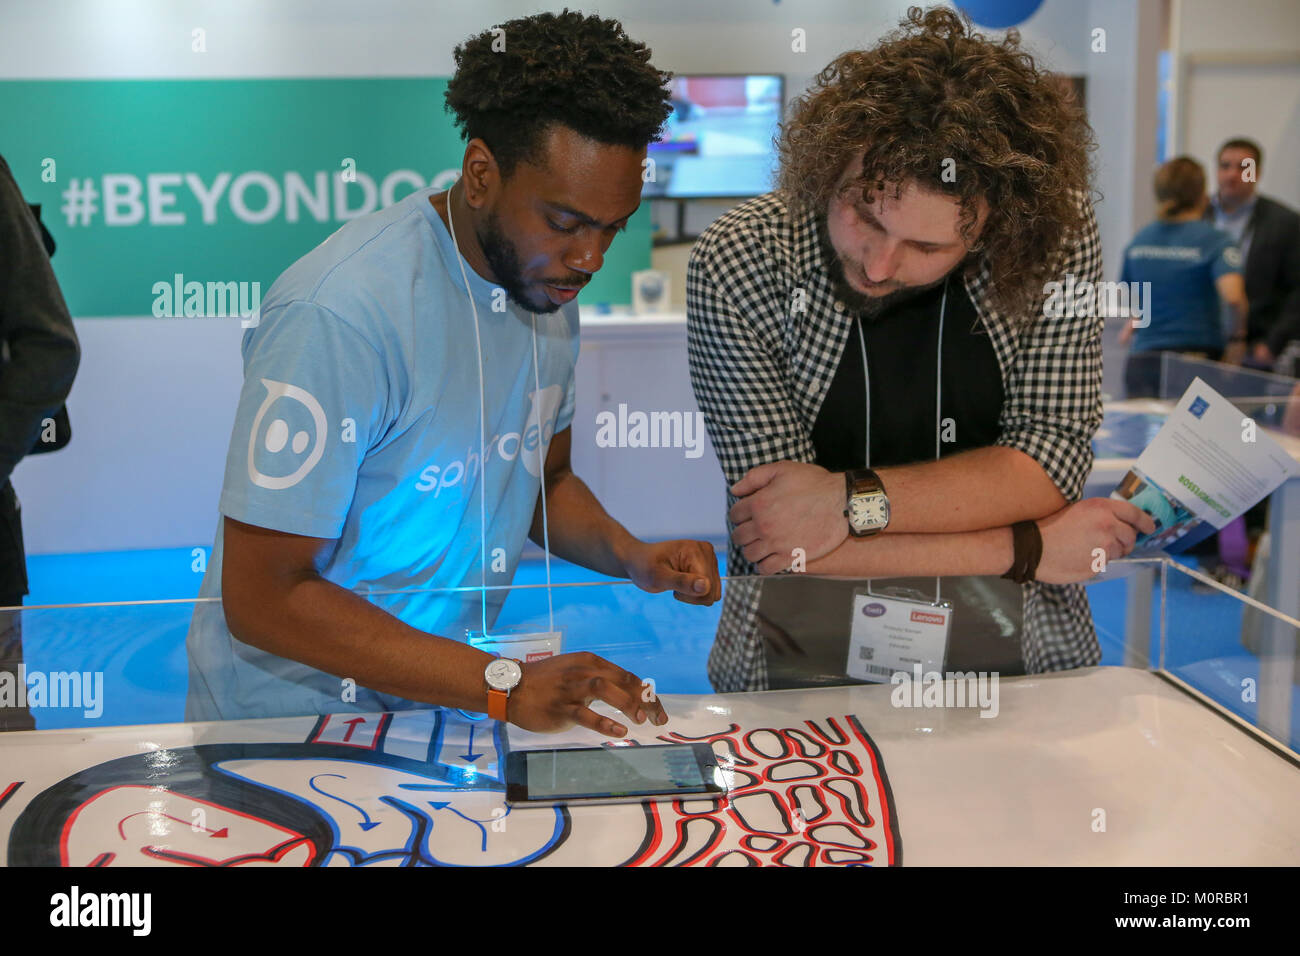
[{"x1": 1125, "y1": 892, "x2": 1248, "y2": 907}]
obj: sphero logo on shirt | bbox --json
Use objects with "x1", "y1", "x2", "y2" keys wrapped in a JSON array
[
  {"x1": 415, "y1": 385, "x2": 562, "y2": 497},
  {"x1": 247, "y1": 378, "x2": 328, "y2": 489}
]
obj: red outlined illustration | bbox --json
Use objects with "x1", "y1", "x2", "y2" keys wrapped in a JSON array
[
  {"x1": 307, "y1": 712, "x2": 393, "y2": 750},
  {"x1": 0, "y1": 782, "x2": 21, "y2": 813},
  {"x1": 60, "y1": 784, "x2": 313, "y2": 867},
  {"x1": 624, "y1": 715, "x2": 898, "y2": 866}
]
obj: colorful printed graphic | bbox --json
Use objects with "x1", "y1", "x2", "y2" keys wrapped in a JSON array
[
  {"x1": 1112, "y1": 466, "x2": 1200, "y2": 553},
  {"x1": 7, "y1": 707, "x2": 899, "y2": 867}
]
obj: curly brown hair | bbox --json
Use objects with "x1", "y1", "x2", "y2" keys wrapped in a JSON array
[{"x1": 778, "y1": 5, "x2": 1095, "y2": 318}]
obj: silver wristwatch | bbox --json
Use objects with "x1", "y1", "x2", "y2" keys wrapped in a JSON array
[{"x1": 845, "y1": 468, "x2": 890, "y2": 537}]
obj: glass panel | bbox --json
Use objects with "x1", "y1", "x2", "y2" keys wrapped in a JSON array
[
  {"x1": 1159, "y1": 559, "x2": 1299, "y2": 751},
  {"x1": 1157, "y1": 353, "x2": 1300, "y2": 436},
  {"x1": 1, "y1": 563, "x2": 1295, "y2": 756}
]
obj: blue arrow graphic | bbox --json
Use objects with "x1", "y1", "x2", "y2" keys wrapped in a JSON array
[
  {"x1": 461, "y1": 725, "x2": 483, "y2": 763},
  {"x1": 309, "y1": 773, "x2": 380, "y2": 831}
]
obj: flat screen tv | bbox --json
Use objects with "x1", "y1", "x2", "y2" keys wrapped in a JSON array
[{"x1": 645, "y1": 74, "x2": 784, "y2": 200}]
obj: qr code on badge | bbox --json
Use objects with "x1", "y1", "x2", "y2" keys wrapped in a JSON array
[{"x1": 858, "y1": 646, "x2": 874, "y2": 661}]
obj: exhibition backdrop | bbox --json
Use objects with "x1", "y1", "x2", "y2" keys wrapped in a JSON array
[{"x1": 1, "y1": 78, "x2": 650, "y2": 315}]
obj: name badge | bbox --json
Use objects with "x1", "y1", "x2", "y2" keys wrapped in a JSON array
[
  {"x1": 846, "y1": 588, "x2": 951, "y2": 683},
  {"x1": 467, "y1": 629, "x2": 563, "y2": 664}
]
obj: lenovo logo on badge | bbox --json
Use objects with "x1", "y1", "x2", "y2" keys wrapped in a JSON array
[{"x1": 910, "y1": 610, "x2": 946, "y2": 626}]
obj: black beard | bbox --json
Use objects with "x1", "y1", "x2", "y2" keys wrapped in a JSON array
[
  {"x1": 817, "y1": 216, "x2": 954, "y2": 319},
  {"x1": 476, "y1": 210, "x2": 560, "y2": 314}
]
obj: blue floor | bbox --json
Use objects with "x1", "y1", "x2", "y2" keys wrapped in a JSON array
[{"x1": 14, "y1": 547, "x2": 1299, "y2": 749}]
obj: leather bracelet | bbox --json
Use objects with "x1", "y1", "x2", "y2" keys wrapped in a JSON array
[
  {"x1": 1001, "y1": 522, "x2": 1029, "y2": 584},
  {"x1": 1001, "y1": 520, "x2": 1043, "y2": 585}
]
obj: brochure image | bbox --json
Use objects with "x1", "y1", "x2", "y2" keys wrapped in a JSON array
[{"x1": 1110, "y1": 378, "x2": 1300, "y2": 557}]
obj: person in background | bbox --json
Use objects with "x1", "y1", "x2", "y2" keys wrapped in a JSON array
[
  {"x1": 1119, "y1": 156, "x2": 1247, "y2": 398},
  {"x1": 0, "y1": 154, "x2": 81, "y2": 731},
  {"x1": 1203, "y1": 139, "x2": 1300, "y2": 589},
  {"x1": 1207, "y1": 138, "x2": 1300, "y2": 371}
]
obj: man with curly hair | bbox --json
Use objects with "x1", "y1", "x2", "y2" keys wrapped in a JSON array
[
  {"x1": 187, "y1": 11, "x2": 720, "y2": 730},
  {"x1": 688, "y1": 6, "x2": 1153, "y2": 690}
]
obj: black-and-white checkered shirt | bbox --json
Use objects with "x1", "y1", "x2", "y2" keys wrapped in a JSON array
[{"x1": 686, "y1": 190, "x2": 1105, "y2": 691}]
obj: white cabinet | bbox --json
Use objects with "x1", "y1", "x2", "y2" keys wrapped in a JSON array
[{"x1": 569, "y1": 314, "x2": 728, "y2": 542}]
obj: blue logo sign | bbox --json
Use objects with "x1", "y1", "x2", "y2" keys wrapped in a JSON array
[
  {"x1": 955, "y1": 0, "x2": 1045, "y2": 29},
  {"x1": 862, "y1": 602, "x2": 887, "y2": 618},
  {"x1": 1189, "y1": 396, "x2": 1209, "y2": 418}
]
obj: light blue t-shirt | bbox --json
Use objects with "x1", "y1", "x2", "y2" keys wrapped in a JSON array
[{"x1": 186, "y1": 187, "x2": 578, "y2": 721}]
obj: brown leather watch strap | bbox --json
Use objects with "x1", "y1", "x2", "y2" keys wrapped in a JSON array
[{"x1": 845, "y1": 468, "x2": 885, "y2": 499}]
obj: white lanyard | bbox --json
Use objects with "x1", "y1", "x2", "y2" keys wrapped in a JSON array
[
  {"x1": 445, "y1": 184, "x2": 555, "y2": 638},
  {"x1": 856, "y1": 277, "x2": 947, "y2": 605}
]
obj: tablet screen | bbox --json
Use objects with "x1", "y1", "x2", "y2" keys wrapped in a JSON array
[{"x1": 523, "y1": 744, "x2": 711, "y2": 800}]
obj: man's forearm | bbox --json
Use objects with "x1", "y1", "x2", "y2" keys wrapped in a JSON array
[
  {"x1": 224, "y1": 576, "x2": 497, "y2": 711},
  {"x1": 809, "y1": 525, "x2": 1015, "y2": 578},
  {"x1": 876, "y1": 446, "x2": 1066, "y2": 534},
  {"x1": 528, "y1": 467, "x2": 636, "y2": 578}
]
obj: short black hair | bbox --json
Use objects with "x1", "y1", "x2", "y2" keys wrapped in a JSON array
[
  {"x1": 444, "y1": 10, "x2": 673, "y2": 176},
  {"x1": 1218, "y1": 137, "x2": 1263, "y2": 169}
]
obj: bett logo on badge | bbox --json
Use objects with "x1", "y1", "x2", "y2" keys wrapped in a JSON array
[
  {"x1": 862, "y1": 602, "x2": 887, "y2": 618},
  {"x1": 910, "y1": 610, "x2": 946, "y2": 626}
]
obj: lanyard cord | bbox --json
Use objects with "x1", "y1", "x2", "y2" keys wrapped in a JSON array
[
  {"x1": 445, "y1": 184, "x2": 555, "y2": 636},
  {"x1": 857, "y1": 277, "x2": 948, "y2": 606},
  {"x1": 530, "y1": 319, "x2": 555, "y2": 631}
]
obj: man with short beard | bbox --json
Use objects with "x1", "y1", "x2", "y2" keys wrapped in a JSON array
[
  {"x1": 1206, "y1": 137, "x2": 1300, "y2": 369},
  {"x1": 687, "y1": 7, "x2": 1153, "y2": 690},
  {"x1": 187, "y1": 12, "x2": 720, "y2": 729}
]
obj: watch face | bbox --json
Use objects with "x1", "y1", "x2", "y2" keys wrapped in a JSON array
[
  {"x1": 849, "y1": 493, "x2": 889, "y2": 530},
  {"x1": 485, "y1": 658, "x2": 522, "y2": 691}
]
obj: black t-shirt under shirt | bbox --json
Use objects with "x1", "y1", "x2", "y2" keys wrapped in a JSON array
[{"x1": 811, "y1": 278, "x2": 1004, "y2": 471}]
